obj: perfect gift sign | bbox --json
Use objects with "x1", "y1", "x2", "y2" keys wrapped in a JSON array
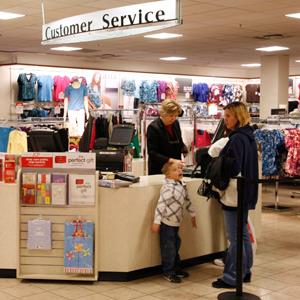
[{"x1": 42, "y1": 0, "x2": 181, "y2": 45}]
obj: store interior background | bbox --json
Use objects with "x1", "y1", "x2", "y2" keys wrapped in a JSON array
[{"x1": 0, "y1": 1, "x2": 299, "y2": 300}]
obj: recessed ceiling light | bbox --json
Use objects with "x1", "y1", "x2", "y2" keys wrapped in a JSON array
[
  {"x1": 50, "y1": 46, "x2": 82, "y2": 52},
  {"x1": 295, "y1": 60, "x2": 300, "y2": 63},
  {"x1": 255, "y1": 46, "x2": 289, "y2": 52},
  {"x1": 241, "y1": 63, "x2": 261, "y2": 68},
  {"x1": 285, "y1": 13, "x2": 300, "y2": 19},
  {"x1": 159, "y1": 56, "x2": 187, "y2": 61},
  {"x1": 144, "y1": 33, "x2": 182, "y2": 39},
  {"x1": 0, "y1": 11, "x2": 25, "y2": 20}
]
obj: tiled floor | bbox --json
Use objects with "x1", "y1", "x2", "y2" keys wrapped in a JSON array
[{"x1": 1, "y1": 184, "x2": 300, "y2": 299}]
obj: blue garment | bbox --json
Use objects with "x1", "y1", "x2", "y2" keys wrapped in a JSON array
[
  {"x1": 254, "y1": 129, "x2": 284, "y2": 176},
  {"x1": 159, "y1": 223, "x2": 181, "y2": 275},
  {"x1": 0, "y1": 127, "x2": 14, "y2": 152},
  {"x1": 139, "y1": 80, "x2": 159, "y2": 102},
  {"x1": 64, "y1": 84, "x2": 87, "y2": 110},
  {"x1": 37, "y1": 75, "x2": 53, "y2": 102},
  {"x1": 220, "y1": 84, "x2": 234, "y2": 106},
  {"x1": 17, "y1": 73, "x2": 37, "y2": 101},
  {"x1": 121, "y1": 80, "x2": 136, "y2": 96},
  {"x1": 87, "y1": 85, "x2": 102, "y2": 107},
  {"x1": 220, "y1": 125, "x2": 258, "y2": 211},
  {"x1": 192, "y1": 83, "x2": 209, "y2": 102},
  {"x1": 221, "y1": 210, "x2": 252, "y2": 286}
]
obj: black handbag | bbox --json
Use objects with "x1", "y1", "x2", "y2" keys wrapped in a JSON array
[{"x1": 197, "y1": 179, "x2": 221, "y2": 201}]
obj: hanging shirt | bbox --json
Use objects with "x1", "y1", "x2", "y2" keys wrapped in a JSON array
[
  {"x1": 7, "y1": 130, "x2": 28, "y2": 154},
  {"x1": 209, "y1": 84, "x2": 223, "y2": 103},
  {"x1": 87, "y1": 84, "x2": 102, "y2": 107},
  {"x1": 192, "y1": 83, "x2": 209, "y2": 102},
  {"x1": 17, "y1": 73, "x2": 37, "y2": 101},
  {"x1": 139, "y1": 80, "x2": 159, "y2": 102},
  {"x1": 121, "y1": 80, "x2": 136, "y2": 96},
  {"x1": 53, "y1": 76, "x2": 70, "y2": 102},
  {"x1": 246, "y1": 84, "x2": 260, "y2": 103},
  {"x1": 37, "y1": 75, "x2": 53, "y2": 102},
  {"x1": 64, "y1": 84, "x2": 87, "y2": 110},
  {"x1": 284, "y1": 128, "x2": 300, "y2": 176},
  {"x1": 0, "y1": 127, "x2": 14, "y2": 152},
  {"x1": 254, "y1": 129, "x2": 284, "y2": 176}
]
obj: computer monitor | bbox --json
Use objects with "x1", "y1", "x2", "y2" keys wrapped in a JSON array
[
  {"x1": 210, "y1": 118, "x2": 225, "y2": 144},
  {"x1": 109, "y1": 125, "x2": 135, "y2": 147},
  {"x1": 28, "y1": 130, "x2": 66, "y2": 152}
]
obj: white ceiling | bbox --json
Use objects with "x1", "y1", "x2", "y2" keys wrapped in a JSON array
[{"x1": 1, "y1": 0, "x2": 300, "y2": 76}]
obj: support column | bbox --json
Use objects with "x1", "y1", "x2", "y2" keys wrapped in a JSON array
[{"x1": 260, "y1": 55, "x2": 289, "y2": 118}]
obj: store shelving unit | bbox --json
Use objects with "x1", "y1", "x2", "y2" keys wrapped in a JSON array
[{"x1": 17, "y1": 168, "x2": 98, "y2": 281}]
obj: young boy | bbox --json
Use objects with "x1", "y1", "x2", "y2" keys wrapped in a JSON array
[{"x1": 151, "y1": 160, "x2": 197, "y2": 283}]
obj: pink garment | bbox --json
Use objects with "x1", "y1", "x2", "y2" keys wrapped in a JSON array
[
  {"x1": 157, "y1": 80, "x2": 167, "y2": 102},
  {"x1": 284, "y1": 128, "x2": 300, "y2": 176},
  {"x1": 53, "y1": 76, "x2": 70, "y2": 102},
  {"x1": 166, "y1": 81, "x2": 179, "y2": 100}
]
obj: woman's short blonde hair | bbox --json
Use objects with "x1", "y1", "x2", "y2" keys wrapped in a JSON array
[
  {"x1": 160, "y1": 99, "x2": 182, "y2": 116},
  {"x1": 224, "y1": 102, "x2": 251, "y2": 128}
]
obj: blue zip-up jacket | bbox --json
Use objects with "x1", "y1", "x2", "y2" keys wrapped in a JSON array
[{"x1": 220, "y1": 124, "x2": 258, "y2": 210}]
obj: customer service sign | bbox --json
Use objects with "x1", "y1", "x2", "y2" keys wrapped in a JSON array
[{"x1": 42, "y1": 0, "x2": 181, "y2": 45}]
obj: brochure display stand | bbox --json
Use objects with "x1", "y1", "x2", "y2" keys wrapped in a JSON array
[{"x1": 17, "y1": 152, "x2": 98, "y2": 281}]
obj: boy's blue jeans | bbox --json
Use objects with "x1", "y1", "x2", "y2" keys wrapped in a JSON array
[{"x1": 159, "y1": 223, "x2": 181, "y2": 275}]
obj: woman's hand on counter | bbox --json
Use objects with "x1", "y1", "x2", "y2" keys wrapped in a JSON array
[
  {"x1": 191, "y1": 217, "x2": 197, "y2": 229},
  {"x1": 151, "y1": 223, "x2": 160, "y2": 233}
]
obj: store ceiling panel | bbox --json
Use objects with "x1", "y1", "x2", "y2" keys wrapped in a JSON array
[{"x1": 0, "y1": 0, "x2": 300, "y2": 72}]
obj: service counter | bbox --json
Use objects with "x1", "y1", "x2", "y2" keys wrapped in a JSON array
[
  {"x1": 0, "y1": 175, "x2": 261, "y2": 280},
  {"x1": 98, "y1": 175, "x2": 262, "y2": 277}
]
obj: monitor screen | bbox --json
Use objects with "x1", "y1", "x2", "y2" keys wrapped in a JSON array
[
  {"x1": 109, "y1": 125, "x2": 134, "y2": 147},
  {"x1": 28, "y1": 130, "x2": 66, "y2": 152},
  {"x1": 211, "y1": 118, "x2": 225, "y2": 144}
]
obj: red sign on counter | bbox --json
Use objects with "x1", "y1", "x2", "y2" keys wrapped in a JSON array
[{"x1": 21, "y1": 154, "x2": 53, "y2": 168}]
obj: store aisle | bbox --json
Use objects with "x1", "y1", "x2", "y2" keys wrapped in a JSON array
[{"x1": 0, "y1": 185, "x2": 300, "y2": 300}]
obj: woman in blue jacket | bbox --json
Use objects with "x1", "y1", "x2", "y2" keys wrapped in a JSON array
[{"x1": 212, "y1": 102, "x2": 258, "y2": 289}]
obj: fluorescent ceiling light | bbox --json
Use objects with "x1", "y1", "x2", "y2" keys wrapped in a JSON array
[
  {"x1": 160, "y1": 56, "x2": 187, "y2": 61},
  {"x1": 295, "y1": 60, "x2": 300, "y2": 63},
  {"x1": 255, "y1": 46, "x2": 289, "y2": 52},
  {"x1": 0, "y1": 11, "x2": 25, "y2": 20},
  {"x1": 50, "y1": 46, "x2": 82, "y2": 52},
  {"x1": 241, "y1": 63, "x2": 261, "y2": 68},
  {"x1": 144, "y1": 33, "x2": 182, "y2": 39},
  {"x1": 285, "y1": 13, "x2": 300, "y2": 19}
]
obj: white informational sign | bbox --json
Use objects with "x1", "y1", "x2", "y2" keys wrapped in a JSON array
[
  {"x1": 42, "y1": 0, "x2": 181, "y2": 45},
  {"x1": 53, "y1": 153, "x2": 96, "y2": 169}
]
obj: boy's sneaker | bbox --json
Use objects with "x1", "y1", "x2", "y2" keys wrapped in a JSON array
[
  {"x1": 163, "y1": 273, "x2": 182, "y2": 283},
  {"x1": 176, "y1": 270, "x2": 189, "y2": 278},
  {"x1": 213, "y1": 259, "x2": 225, "y2": 268}
]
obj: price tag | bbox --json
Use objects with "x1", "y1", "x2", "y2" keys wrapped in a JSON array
[
  {"x1": 15, "y1": 103, "x2": 24, "y2": 114},
  {"x1": 185, "y1": 92, "x2": 190, "y2": 99},
  {"x1": 161, "y1": 93, "x2": 166, "y2": 100},
  {"x1": 54, "y1": 105, "x2": 61, "y2": 114}
]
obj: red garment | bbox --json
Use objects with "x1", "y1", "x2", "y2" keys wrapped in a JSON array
[
  {"x1": 284, "y1": 128, "x2": 300, "y2": 176},
  {"x1": 89, "y1": 119, "x2": 96, "y2": 150},
  {"x1": 165, "y1": 124, "x2": 175, "y2": 139},
  {"x1": 53, "y1": 76, "x2": 70, "y2": 102},
  {"x1": 194, "y1": 130, "x2": 211, "y2": 148}
]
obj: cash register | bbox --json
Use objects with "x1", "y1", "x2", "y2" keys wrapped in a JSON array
[{"x1": 94, "y1": 124, "x2": 135, "y2": 173}]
